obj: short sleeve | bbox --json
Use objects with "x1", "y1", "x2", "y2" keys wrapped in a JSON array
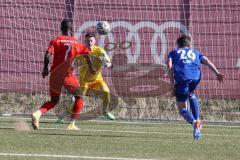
[
  {"x1": 167, "y1": 51, "x2": 174, "y2": 60},
  {"x1": 47, "y1": 38, "x2": 56, "y2": 55},
  {"x1": 98, "y1": 47, "x2": 105, "y2": 55},
  {"x1": 96, "y1": 47, "x2": 110, "y2": 62},
  {"x1": 199, "y1": 51, "x2": 205, "y2": 61}
]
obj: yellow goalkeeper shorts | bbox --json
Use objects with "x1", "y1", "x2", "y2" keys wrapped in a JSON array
[{"x1": 81, "y1": 78, "x2": 110, "y2": 93}]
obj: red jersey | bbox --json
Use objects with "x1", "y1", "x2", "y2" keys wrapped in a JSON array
[{"x1": 47, "y1": 35, "x2": 90, "y2": 73}]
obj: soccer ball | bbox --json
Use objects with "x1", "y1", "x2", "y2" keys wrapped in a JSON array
[{"x1": 96, "y1": 21, "x2": 111, "y2": 35}]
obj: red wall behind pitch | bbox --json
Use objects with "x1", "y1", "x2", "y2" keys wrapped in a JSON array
[{"x1": 0, "y1": 0, "x2": 239, "y2": 99}]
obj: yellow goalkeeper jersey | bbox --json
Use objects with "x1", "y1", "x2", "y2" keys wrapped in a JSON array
[{"x1": 78, "y1": 45, "x2": 110, "y2": 82}]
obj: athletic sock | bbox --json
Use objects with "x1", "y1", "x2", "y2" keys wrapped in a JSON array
[
  {"x1": 71, "y1": 98, "x2": 83, "y2": 119},
  {"x1": 39, "y1": 101, "x2": 56, "y2": 114},
  {"x1": 180, "y1": 108, "x2": 195, "y2": 124},
  {"x1": 189, "y1": 94, "x2": 200, "y2": 120}
]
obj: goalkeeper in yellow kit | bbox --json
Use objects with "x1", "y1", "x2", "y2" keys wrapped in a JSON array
[{"x1": 57, "y1": 32, "x2": 115, "y2": 123}]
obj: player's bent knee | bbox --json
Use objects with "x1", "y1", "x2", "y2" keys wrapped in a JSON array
[{"x1": 101, "y1": 91, "x2": 110, "y2": 99}]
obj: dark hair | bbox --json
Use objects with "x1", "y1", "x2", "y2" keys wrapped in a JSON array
[
  {"x1": 61, "y1": 19, "x2": 73, "y2": 32},
  {"x1": 177, "y1": 35, "x2": 191, "y2": 48},
  {"x1": 85, "y1": 32, "x2": 96, "y2": 39}
]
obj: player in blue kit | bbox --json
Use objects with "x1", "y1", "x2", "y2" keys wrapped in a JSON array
[{"x1": 166, "y1": 35, "x2": 224, "y2": 140}]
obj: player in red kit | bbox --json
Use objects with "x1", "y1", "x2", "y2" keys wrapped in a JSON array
[{"x1": 31, "y1": 19, "x2": 95, "y2": 130}]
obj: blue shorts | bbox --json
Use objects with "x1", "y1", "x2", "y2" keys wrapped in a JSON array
[{"x1": 175, "y1": 79, "x2": 200, "y2": 102}]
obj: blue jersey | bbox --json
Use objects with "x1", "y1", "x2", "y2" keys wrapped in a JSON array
[{"x1": 168, "y1": 48, "x2": 205, "y2": 82}]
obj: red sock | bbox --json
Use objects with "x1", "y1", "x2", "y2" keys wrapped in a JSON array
[
  {"x1": 71, "y1": 98, "x2": 83, "y2": 119},
  {"x1": 40, "y1": 102, "x2": 56, "y2": 114}
]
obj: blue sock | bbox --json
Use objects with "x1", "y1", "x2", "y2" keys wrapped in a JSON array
[
  {"x1": 180, "y1": 108, "x2": 195, "y2": 124},
  {"x1": 189, "y1": 94, "x2": 200, "y2": 120}
]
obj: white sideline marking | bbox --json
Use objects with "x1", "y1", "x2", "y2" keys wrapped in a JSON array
[
  {"x1": 0, "y1": 153, "x2": 159, "y2": 160},
  {"x1": 0, "y1": 116, "x2": 240, "y2": 128},
  {"x1": 0, "y1": 126, "x2": 239, "y2": 138}
]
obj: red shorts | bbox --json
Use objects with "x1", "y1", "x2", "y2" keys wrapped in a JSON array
[{"x1": 49, "y1": 72, "x2": 80, "y2": 97}]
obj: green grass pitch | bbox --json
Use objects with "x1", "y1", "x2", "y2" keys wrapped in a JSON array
[{"x1": 0, "y1": 117, "x2": 239, "y2": 160}]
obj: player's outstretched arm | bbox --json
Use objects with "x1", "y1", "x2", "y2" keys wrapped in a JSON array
[
  {"x1": 42, "y1": 51, "x2": 50, "y2": 78},
  {"x1": 83, "y1": 55, "x2": 96, "y2": 74},
  {"x1": 201, "y1": 56, "x2": 225, "y2": 83},
  {"x1": 166, "y1": 58, "x2": 175, "y2": 96}
]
